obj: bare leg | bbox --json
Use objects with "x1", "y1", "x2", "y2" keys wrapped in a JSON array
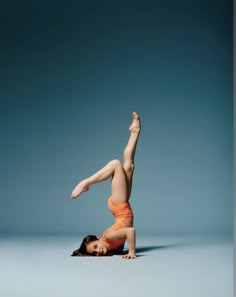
[
  {"x1": 71, "y1": 160, "x2": 122, "y2": 199},
  {"x1": 113, "y1": 112, "x2": 141, "y2": 201},
  {"x1": 71, "y1": 112, "x2": 141, "y2": 202}
]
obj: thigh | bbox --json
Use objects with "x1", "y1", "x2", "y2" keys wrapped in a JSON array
[{"x1": 111, "y1": 163, "x2": 128, "y2": 203}]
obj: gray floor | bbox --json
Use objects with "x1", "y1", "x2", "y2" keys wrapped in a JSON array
[{"x1": 0, "y1": 234, "x2": 233, "y2": 297}]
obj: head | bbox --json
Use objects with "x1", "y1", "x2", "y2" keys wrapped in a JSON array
[{"x1": 71, "y1": 235, "x2": 109, "y2": 257}]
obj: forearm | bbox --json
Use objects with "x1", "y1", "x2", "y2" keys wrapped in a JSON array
[
  {"x1": 105, "y1": 227, "x2": 137, "y2": 259},
  {"x1": 126, "y1": 227, "x2": 136, "y2": 254}
]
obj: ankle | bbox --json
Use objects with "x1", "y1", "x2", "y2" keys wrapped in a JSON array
[{"x1": 83, "y1": 179, "x2": 91, "y2": 186}]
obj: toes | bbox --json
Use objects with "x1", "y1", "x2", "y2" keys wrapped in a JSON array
[{"x1": 132, "y1": 112, "x2": 140, "y2": 121}]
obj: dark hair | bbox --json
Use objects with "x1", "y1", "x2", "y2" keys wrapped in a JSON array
[
  {"x1": 71, "y1": 235, "x2": 98, "y2": 256},
  {"x1": 71, "y1": 235, "x2": 125, "y2": 257}
]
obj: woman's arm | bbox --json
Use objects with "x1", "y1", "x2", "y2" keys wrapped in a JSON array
[{"x1": 105, "y1": 227, "x2": 137, "y2": 259}]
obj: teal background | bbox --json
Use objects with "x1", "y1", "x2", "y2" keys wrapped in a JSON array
[{"x1": 0, "y1": 0, "x2": 233, "y2": 235}]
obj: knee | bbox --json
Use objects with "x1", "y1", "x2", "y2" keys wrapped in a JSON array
[
  {"x1": 110, "y1": 159, "x2": 122, "y2": 168},
  {"x1": 123, "y1": 162, "x2": 134, "y2": 173}
]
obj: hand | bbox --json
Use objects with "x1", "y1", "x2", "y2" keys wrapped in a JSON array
[{"x1": 122, "y1": 252, "x2": 137, "y2": 259}]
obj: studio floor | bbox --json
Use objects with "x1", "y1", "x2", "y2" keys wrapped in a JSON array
[{"x1": 0, "y1": 233, "x2": 233, "y2": 297}]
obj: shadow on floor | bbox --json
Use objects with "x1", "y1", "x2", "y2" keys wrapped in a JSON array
[
  {"x1": 121, "y1": 245, "x2": 172, "y2": 256},
  {"x1": 134, "y1": 242, "x2": 189, "y2": 254},
  {"x1": 136, "y1": 245, "x2": 171, "y2": 253}
]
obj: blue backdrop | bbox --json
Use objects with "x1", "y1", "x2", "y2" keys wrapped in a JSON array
[{"x1": 0, "y1": 0, "x2": 232, "y2": 236}]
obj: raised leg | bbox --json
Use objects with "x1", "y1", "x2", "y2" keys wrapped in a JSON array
[
  {"x1": 71, "y1": 112, "x2": 141, "y2": 203},
  {"x1": 110, "y1": 112, "x2": 141, "y2": 202},
  {"x1": 122, "y1": 112, "x2": 141, "y2": 199},
  {"x1": 71, "y1": 160, "x2": 122, "y2": 199}
]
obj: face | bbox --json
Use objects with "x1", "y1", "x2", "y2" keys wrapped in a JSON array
[{"x1": 86, "y1": 237, "x2": 108, "y2": 256}]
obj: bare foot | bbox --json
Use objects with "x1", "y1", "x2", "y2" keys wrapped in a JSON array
[
  {"x1": 129, "y1": 112, "x2": 141, "y2": 133},
  {"x1": 71, "y1": 181, "x2": 89, "y2": 199}
]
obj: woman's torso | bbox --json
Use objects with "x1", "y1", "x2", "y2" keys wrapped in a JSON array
[{"x1": 102, "y1": 196, "x2": 134, "y2": 252}]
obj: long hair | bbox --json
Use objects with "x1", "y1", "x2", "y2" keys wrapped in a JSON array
[
  {"x1": 71, "y1": 235, "x2": 98, "y2": 256},
  {"x1": 71, "y1": 235, "x2": 125, "y2": 257}
]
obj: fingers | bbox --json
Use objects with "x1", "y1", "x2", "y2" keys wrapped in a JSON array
[{"x1": 122, "y1": 254, "x2": 137, "y2": 259}]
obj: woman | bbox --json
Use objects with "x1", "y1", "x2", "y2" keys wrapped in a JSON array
[{"x1": 70, "y1": 112, "x2": 141, "y2": 259}]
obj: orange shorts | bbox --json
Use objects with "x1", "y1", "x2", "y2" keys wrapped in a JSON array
[
  {"x1": 102, "y1": 196, "x2": 134, "y2": 251},
  {"x1": 107, "y1": 196, "x2": 134, "y2": 220}
]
